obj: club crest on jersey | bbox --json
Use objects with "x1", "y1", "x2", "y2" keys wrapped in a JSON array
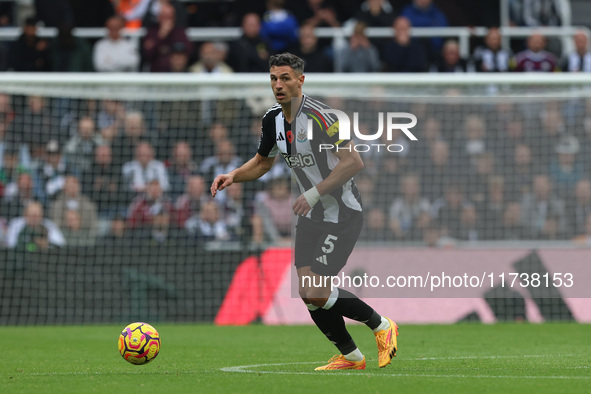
[
  {"x1": 281, "y1": 152, "x2": 316, "y2": 168},
  {"x1": 296, "y1": 128, "x2": 308, "y2": 143}
]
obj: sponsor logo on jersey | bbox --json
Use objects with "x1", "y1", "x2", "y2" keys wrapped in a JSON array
[
  {"x1": 326, "y1": 122, "x2": 339, "y2": 137},
  {"x1": 281, "y1": 152, "x2": 316, "y2": 168},
  {"x1": 276, "y1": 132, "x2": 285, "y2": 141}
]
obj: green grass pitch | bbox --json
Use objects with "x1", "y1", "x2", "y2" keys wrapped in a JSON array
[{"x1": 1, "y1": 323, "x2": 590, "y2": 393}]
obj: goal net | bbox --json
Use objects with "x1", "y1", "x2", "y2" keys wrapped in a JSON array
[{"x1": 0, "y1": 73, "x2": 589, "y2": 325}]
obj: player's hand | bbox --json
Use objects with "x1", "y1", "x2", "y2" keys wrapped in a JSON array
[
  {"x1": 211, "y1": 174, "x2": 233, "y2": 197},
  {"x1": 292, "y1": 194, "x2": 312, "y2": 217}
]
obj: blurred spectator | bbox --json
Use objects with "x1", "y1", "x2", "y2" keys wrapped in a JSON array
[
  {"x1": 567, "y1": 180, "x2": 591, "y2": 239},
  {"x1": 220, "y1": 182, "x2": 253, "y2": 241},
  {"x1": 112, "y1": 111, "x2": 149, "y2": 166},
  {"x1": 291, "y1": 0, "x2": 341, "y2": 28},
  {"x1": 115, "y1": 0, "x2": 150, "y2": 29},
  {"x1": 174, "y1": 175, "x2": 208, "y2": 228},
  {"x1": 433, "y1": 0, "x2": 499, "y2": 27},
  {"x1": 382, "y1": 17, "x2": 427, "y2": 73},
  {"x1": 459, "y1": 115, "x2": 488, "y2": 165},
  {"x1": 361, "y1": 207, "x2": 390, "y2": 242},
  {"x1": 200, "y1": 140, "x2": 242, "y2": 189},
  {"x1": 64, "y1": 116, "x2": 105, "y2": 175},
  {"x1": 430, "y1": 183, "x2": 472, "y2": 239},
  {"x1": 0, "y1": 2, "x2": 13, "y2": 27},
  {"x1": 142, "y1": 3, "x2": 192, "y2": 72},
  {"x1": 195, "y1": 123, "x2": 230, "y2": 163},
  {"x1": 355, "y1": 174, "x2": 379, "y2": 209},
  {"x1": 48, "y1": 25, "x2": 93, "y2": 72},
  {"x1": 501, "y1": 202, "x2": 528, "y2": 240},
  {"x1": 96, "y1": 215, "x2": 129, "y2": 248},
  {"x1": 155, "y1": 97, "x2": 201, "y2": 152},
  {"x1": 81, "y1": 145, "x2": 122, "y2": 215},
  {"x1": 34, "y1": 0, "x2": 73, "y2": 27},
  {"x1": 58, "y1": 99, "x2": 98, "y2": 140},
  {"x1": 337, "y1": 22, "x2": 381, "y2": 72},
  {"x1": 9, "y1": 18, "x2": 51, "y2": 72},
  {"x1": 491, "y1": 113, "x2": 527, "y2": 168},
  {"x1": 562, "y1": 31, "x2": 591, "y2": 73},
  {"x1": 8, "y1": 96, "x2": 54, "y2": 156},
  {"x1": 473, "y1": 28, "x2": 511, "y2": 72},
  {"x1": 409, "y1": 117, "x2": 443, "y2": 168},
  {"x1": 93, "y1": 15, "x2": 140, "y2": 72},
  {"x1": 184, "y1": 200, "x2": 231, "y2": 242},
  {"x1": 478, "y1": 175, "x2": 508, "y2": 240},
  {"x1": 465, "y1": 152, "x2": 496, "y2": 206},
  {"x1": 228, "y1": 13, "x2": 270, "y2": 73},
  {"x1": 289, "y1": 23, "x2": 333, "y2": 72},
  {"x1": 49, "y1": 176, "x2": 98, "y2": 245},
  {"x1": 457, "y1": 205, "x2": 480, "y2": 241},
  {"x1": 572, "y1": 213, "x2": 591, "y2": 245},
  {"x1": 116, "y1": 0, "x2": 186, "y2": 29},
  {"x1": 60, "y1": 210, "x2": 89, "y2": 247},
  {"x1": 520, "y1": 0, "x2": 567, "y2": 27},
  {"x1": 1, "y1": 173, "x2": 37, "y2": 221},
  {"x1": 6, "y1": 201, "x2": 65, "y2": 249},
  {"x1": 577, "y1": 98, "x2": 591, "y2": 165},
  {"x1": 420, "y1": 140, "x2": 455, "y2": 202},
  {"x1": 505, "y1": 144, "x2": 536, "y2": 201},
  {"x1": 167, "y1": 141, "x2": 198, "y2": 200},
  {"x1": 169, "y1": 42, "x2": 190, "y2": 72},
  {"x1": 548, "y1": 135, "x2": 584, "y2": 198},
  {"x1": 36, "y1": 140, "x2": 68, "y2": 204},
  {"x1": 513, "y1": 33, "x2": 558, "y2": 72},
  {"x1": 520, "y1": 174, "x2": 566, "y2": 239},
  {"x1": 134, "y1": 211, "x2": 181, "y2": 246},
  {"x1": 261, "y1": 0, "x2": 299, "y2": 53},
  {"x1": 528, "y1": 106, "x2": 564, "y2": 170},
  {"x1": 0, "y1": 94, "x2": 15, "y2": 153},
  {"x1": 126, "y1": 179, "x2": 172, "y2": 229},
  {"x1": 122, "y1": 142, "x2": 170, "y2": 195},
  {"x1": 189, "y1": 42, "x2": 233, "y2": 74},
  {"x1": 97, "y1": 100, "x2": 126, "y2": 143},
  {"x1": 355, "y1": 0, "x2": 396, "y2": 27},
  {"x1": 401, "y1": 0, "x2": 448, "y2": 61},
  {"x1": 254, "y1": 177, "x2": 291, "y2": 244},
  {"x1": 388, "y1": 174, "x2": 431, "y2": 240},
  {"x1": 69, "y1": 0, "x2": 114, "y2": 27},
  {"x1": 431, "y1": 40, "x2": 472, "y2": 73},
  {"x1": 0, "y1": 147, "x2": 22, "y2": 201}
]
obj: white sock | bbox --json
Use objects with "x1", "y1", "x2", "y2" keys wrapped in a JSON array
[
  {"x1": 372, "y1": 316, "x2": 390, "y2": 333},
  {"x1": 344, "y1": 348, "x2": 364, "y2": 362}
]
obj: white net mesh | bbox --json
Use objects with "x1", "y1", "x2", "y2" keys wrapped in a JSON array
[{"x1": 0, "y1": 73, "x2": 589, "y2": 324}]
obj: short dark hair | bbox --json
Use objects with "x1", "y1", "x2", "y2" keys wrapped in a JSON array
[{"x1": 269, "y1": 52, "x2": 304, "y2": 74}]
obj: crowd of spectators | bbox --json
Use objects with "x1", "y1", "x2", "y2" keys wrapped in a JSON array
[
  {"x1": 0, "y1": 0, "x2": 584, "y2": 74},
  {"x1": 1, "y1": 90, "x2": 591, "y2": 249},
  {"x1": 0, "y1": 0, "x2": 589, "y2": 250}
]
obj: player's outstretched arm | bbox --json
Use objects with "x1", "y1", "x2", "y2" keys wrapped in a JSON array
[
  {"x1": 293, "y1": 141, "x2": 364, "y2": 216},
  {"x1": 211, "y1": 153, "x2": 275, "y2": 197}
]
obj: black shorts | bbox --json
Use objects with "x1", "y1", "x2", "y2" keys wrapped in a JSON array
[{"x1": 294, "y1": 211, "x2": 363, "y2": 276}]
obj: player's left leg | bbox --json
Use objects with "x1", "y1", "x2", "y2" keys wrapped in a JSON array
[{"x1": 304, "y1": 213, "x2": 398, "y2": 368}]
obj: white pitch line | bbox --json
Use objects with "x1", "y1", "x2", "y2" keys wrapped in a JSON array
[{"x1": 220, "y1": 355, "x2": 590, "y2": 380}]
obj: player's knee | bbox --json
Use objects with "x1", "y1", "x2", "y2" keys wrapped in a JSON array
[
  {"x1": 307, "y1": 297, "x2": 328, "y2": 308},
  {"x1": 304, "y1": 286, "x2": 331, "y2": 305}
]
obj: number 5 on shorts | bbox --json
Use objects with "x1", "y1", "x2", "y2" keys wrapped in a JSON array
[{"x1": 321, "y1": 234, "x2": 338, "y2": 254}]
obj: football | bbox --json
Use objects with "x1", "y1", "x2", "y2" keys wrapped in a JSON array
[{"x1": 118, "y1": 322, "x2": 160, "y2": 365}]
